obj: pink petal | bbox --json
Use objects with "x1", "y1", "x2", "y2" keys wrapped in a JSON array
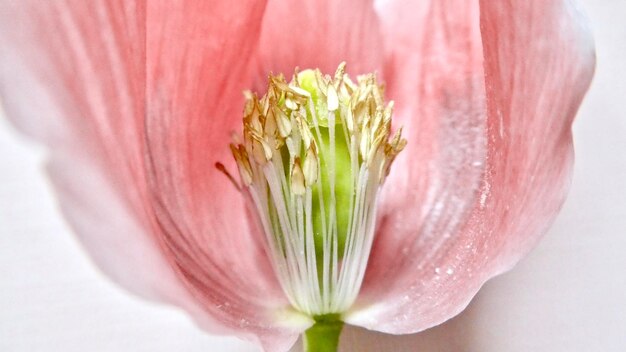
[
  {"x1": 1, "y1": 1, "x2": 306, "y2": 350},
  {"x1": 348, "y1": 0, "x2": 595, "y2": 333},
  {"x1": 0, "y1": 1, "x2": 175, "y2": 300},
  {"x1": 146, "y1": 1, "x2": 308, "y2": 348},
  {"x1": 255, "y1": 0, "x2": 384, "y2": 82},
  {"x1": 351, "y1": 0, "x2": 487, "y2": 326}
]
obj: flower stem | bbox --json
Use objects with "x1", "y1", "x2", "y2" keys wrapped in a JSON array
[{"x1": 303, "y1": 315, "x2": 344, "y2": 352}]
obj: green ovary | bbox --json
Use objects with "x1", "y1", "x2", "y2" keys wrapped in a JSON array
[
  {"x1": 311, "y1": 126, "x2": 352, "y2": 267},
  {"x1": 297, "y1": 70, "x2": 354, "y2": 277}
]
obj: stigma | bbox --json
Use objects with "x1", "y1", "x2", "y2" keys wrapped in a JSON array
[{"x1": 228, "y1": 63, "x2": 406, "y2": 317}]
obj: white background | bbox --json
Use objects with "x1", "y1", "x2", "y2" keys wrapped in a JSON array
[{"x1": 1, "y1": 1, "x2": 625, "y2": 351}]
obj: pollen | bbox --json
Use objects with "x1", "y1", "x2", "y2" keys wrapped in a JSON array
[{"x1": 228, "y1": 62, "x2": 406, "y2": 316}]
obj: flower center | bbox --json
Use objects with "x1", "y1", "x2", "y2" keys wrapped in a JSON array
[{"x1": 228, "y1": 63, "x2": 406, "y2": 317}]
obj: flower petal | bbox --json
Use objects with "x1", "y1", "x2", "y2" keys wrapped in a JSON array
[
  {"x1": 1, "y1": 1, "x2": 308, "y2": 350},
  {"x1": 145, "y1": 0, "x2": 310, "y2": 348},
  {"x1": 348, "y1": 0, "x2": 595, "y2": 333},
  {"x1": 350, "y1": 0, "x2": 487, "y2": 327},
  {"x1": 255, "y1": 0, "x2": 384, "y2": 82},
  {"x1": 0, "y1": 0, "x2": 176, "y2": 301}
]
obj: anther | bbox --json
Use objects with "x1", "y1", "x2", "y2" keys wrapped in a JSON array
[{"x1": 291, "y1": 158, "x2": 306, "y2": 196}]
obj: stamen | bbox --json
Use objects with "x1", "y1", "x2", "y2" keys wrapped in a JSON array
[
  {"x1": 228, "y1": 63, "x2": 406, "y2": 317},
  {"x1": 214, "y1": 162, "x2": 241, "y2": 191}
]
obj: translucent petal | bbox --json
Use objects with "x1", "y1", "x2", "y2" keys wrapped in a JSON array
[{"x1": 349, "y1": 0, "x2": 595, "y2": 334}]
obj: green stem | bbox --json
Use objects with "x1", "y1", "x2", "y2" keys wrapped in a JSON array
[{"x1": 303, "y1": 315, "x2": 344, "y2": 352}]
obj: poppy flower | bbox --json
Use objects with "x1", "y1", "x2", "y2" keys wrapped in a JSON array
[{"x1": 0, "y1": 0, "x2": 594, "y2": 351}]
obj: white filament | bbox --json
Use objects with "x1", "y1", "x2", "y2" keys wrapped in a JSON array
[
  {"x1": 244, "y1": 100, "x2": 387, "y2": 316},
  {"x1": 230, "y1": 66, "x2": 406, "y2": 317}
]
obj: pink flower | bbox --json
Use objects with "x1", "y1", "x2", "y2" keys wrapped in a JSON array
[{"x1": 0, "y1": 0, "x2": 594, "y2": 351}]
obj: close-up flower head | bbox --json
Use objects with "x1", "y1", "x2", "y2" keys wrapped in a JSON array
[{"x1": 0, "y1": 0, "x2": 600, "y2": 351}]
